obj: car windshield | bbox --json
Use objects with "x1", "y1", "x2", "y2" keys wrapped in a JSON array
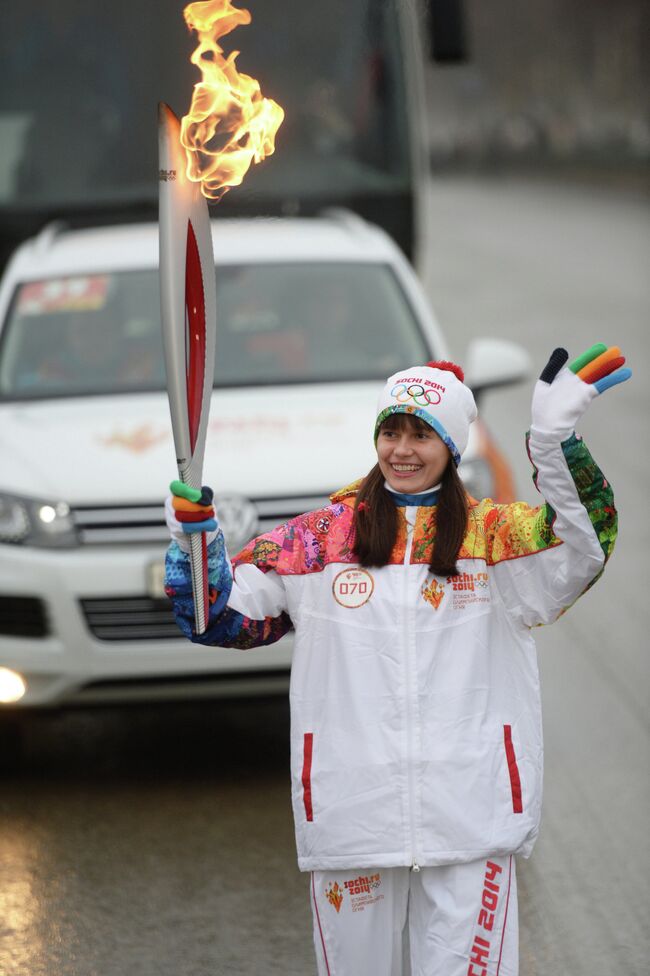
[{"x1": 0, "y1": 263, "x2": 430, "y2": 399}]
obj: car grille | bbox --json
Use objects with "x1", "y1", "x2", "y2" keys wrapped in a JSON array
[
  {"x1": 76, "y1": 493, "x2": 331, "y2": 642},
  {"x1": 71, "y1": 494, "x2": 331, "y2": 546},
  {"x1": 0, "y1": 595, "x2": 49, "y2": 638},
  {"x1": 80, "y1": 597, "x2": 181, "y2": 641}
]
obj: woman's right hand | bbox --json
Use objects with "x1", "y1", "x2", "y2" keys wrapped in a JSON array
[
  {"x1": 531, "y1": 343, "x2": 631, "y2": 438},
  {"x1": 164, "y1": 480, "x2": 219, "y2": 553}
]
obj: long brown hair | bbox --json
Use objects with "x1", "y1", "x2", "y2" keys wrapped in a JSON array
[{"x1": 353, "y1": 414, "x2": 469, "y2": 577}]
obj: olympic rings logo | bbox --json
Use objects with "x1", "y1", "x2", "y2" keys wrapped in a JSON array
[{"x1": 390, "y1": 383, "x2": 442, "y2": 407}]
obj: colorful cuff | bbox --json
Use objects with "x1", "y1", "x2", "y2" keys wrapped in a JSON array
[
  {"x1": 176, "y1": 508, "x2": 216, "y2": 523},
  {"x1": 181, "y1": 518, "x2": 218, "y2": 534}
]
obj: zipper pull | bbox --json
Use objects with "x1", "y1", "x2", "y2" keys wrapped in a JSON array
[{"x1": 411, "y1": 862, "x2": 420, "y2": 873}]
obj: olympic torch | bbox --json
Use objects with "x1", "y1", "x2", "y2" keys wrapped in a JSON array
[
  {"x1": 159, "y1": 104, "x2": 216, "y2": 634},
  {"x1": 159, "y1": 0, "x2": 284, "y2": 634}
]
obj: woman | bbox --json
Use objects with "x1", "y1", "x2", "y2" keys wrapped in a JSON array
[{"x1": 164, "y1": 346, "x2": 629, "y2": 976}]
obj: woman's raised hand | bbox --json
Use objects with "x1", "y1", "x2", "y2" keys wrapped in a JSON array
[{"x1": 531, "y1": 343, "x2": 631, "y2": 437}]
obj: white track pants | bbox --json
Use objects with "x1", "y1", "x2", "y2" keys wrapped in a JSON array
[{"x1": 310, "y1": 856, "x2": 517, "y2": 976}]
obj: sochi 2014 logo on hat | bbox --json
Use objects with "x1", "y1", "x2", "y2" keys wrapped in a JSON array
[
  {"x1": 332, "y1": 568, "x2": 374, "y2": 608},
  {"x1": 390, "y1": 379, "x2": 445, "y2": 407}
]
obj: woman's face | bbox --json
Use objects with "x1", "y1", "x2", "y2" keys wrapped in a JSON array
[{"x1": 376, "y1": 418, "x2": 450, "y2": 493}]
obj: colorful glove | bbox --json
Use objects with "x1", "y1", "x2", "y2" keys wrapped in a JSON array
[
  {"x1": 531, "y1": 343, "x2": 631, "y2": 438},
  {"x1": 165, "y1": 480, "x2": 218, "y2": 553}
]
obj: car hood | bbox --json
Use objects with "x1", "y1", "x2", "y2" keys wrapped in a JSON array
[{"x1": 0, "y1": 384, "x2": 384, "y2": 505}]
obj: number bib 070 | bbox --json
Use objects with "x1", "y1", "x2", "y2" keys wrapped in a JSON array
[{"x1": 332, "y1": 568, "x2": 375, "y2": 608}]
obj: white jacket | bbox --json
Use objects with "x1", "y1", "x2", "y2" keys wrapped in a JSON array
[{"x1": 165, "y1": 430, "x2": 616, "y2": 871}]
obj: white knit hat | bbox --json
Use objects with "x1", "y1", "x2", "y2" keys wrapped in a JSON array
[{"x1": 374, "y1": 361, "x2": 477, "y2": 466}]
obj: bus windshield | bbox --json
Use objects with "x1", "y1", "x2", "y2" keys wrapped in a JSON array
[
  {"x1": 0, "y1": 0, "x2": 411, "y2": 213},
  {"x1": 0, "y1": 263, "x2": 430, "y2": 399}
]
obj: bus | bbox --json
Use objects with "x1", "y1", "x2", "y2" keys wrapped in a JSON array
[{"x1": 0, "y1": 0, "x2": 464, "y2": 272}]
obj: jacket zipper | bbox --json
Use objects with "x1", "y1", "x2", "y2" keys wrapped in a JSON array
[{"x1": 402, "y1": 510, "x2": 420, "y2": 871}]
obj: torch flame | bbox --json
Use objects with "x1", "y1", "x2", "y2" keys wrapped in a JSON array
[{"x1": 181, "y1": 0, "x2": 284, "y2": 200}]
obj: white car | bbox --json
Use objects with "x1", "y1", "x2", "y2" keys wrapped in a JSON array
[{"x1": 0, "y1": 212, "x2": 529, "y2": 709}]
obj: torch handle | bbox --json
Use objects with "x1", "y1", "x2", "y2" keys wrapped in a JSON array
[
  {"x1": 188, "y1": 531, "x2": 209, "y2": 635},
  {"x1": 175, "y1": 464, "x2": 210, "y2": 636}
]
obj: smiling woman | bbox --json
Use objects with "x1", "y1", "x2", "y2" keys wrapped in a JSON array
[{"x1": 163, "y1": 345, "x2": 629, "y2": 975}]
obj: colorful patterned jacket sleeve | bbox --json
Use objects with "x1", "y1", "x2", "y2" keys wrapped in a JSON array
[
  {"x1": 484, "y1": 431, "x2": 616, "y2": 627},
  {"x1": 165, "y1": 500, "x2": 356, "y2": 647},
  {"x1": 165, "y1": 526, "x2": 293, "y2": 648}
]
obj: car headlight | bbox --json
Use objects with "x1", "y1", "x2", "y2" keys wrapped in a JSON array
[
  {"x1": 458, "y1": 458, "x2": 495, "y2": 501},
  {"x1": 0, "y1": 493, "x2": 78, "y2": 548}
]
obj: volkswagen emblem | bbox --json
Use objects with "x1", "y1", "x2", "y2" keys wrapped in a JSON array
[{"x1": 213, "y1": 494, "x2": 260, "y2": 553}]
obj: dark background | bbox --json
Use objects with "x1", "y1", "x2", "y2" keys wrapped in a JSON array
[{"x1": 0, "y1": 0, "x2": 647, "y2": 270}]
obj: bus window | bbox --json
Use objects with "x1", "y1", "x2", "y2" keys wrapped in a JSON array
[{"x1": 0, "y1": 0, "x2": 426, "y2": 261}]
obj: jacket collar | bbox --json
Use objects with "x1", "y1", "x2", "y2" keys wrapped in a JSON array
[
  {"x1": 329, "y1": 478, "x2": 479, "y2": 509},
  {"x1": 385, "y1": 482, "x2": 440, "y2": 507}
]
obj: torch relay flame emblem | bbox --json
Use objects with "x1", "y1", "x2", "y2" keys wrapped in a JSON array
[
  {"x1": 158, "y1": 0, "x2": 284, "y2": 633},
  {"x1": 325, "y1": 882, "x2": 344, "y2": 913},
  {"x1": 421, "y1": 578, "x2": 445, "y2": 611}
]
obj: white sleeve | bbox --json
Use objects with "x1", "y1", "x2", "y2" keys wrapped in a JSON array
[
  {"x1": 489, "y1": 429, "x2": 616, "y2": 628},
  {"x1": 227, "y1": 562, "x2": 288, "y2": 620}
]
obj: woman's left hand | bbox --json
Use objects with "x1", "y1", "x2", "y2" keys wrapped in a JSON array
[{"x1": 531, "y1": 343, "x2": 632, "y2": 437}]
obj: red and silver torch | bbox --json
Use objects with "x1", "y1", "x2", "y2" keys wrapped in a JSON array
[
  {"x1": 159, "y1": 104, "x2": 216, "y2": 634},
  {"x1": 159, "y1": 0, "x2": 283, "y2": 634}
]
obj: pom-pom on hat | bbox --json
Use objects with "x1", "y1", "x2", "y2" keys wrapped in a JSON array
[{"x1": 374, "y1": 361, "x2": 478, "y2": 466}]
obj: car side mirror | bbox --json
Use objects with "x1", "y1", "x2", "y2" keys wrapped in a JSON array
[{"x1": 465, "y1": 337, "x2": 531, "y2": 394}]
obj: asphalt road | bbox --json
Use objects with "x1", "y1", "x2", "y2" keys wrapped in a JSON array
[
  {"x1": 424, "y1": 173, "x2": 650, "y2": 976},
  {"x1": 1, "y1": 174, "x2": 648, "y2": 976}
]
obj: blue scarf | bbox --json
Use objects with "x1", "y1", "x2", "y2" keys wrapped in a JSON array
[{"x1": 388, "y1": 488, "x2": 439, "y2": 507}]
